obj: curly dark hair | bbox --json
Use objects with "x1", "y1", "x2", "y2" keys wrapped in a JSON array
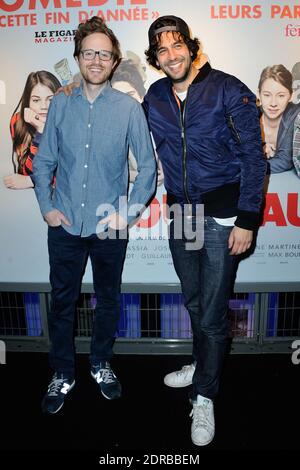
[
  {"x1": 145, "y1": 18, "x2": 200, "y2": 70},
  {"x1": 73, "y1": 16, "x2": 121, "y2": 63}
]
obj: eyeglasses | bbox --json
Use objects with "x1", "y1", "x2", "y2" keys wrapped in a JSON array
[{"x1": 80, "y1": 49, "x2": 113, "y2": 61}]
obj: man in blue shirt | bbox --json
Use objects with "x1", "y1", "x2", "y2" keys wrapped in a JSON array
[{"x1": 33, "y1": 16, "x2": 156, "y2": 414}]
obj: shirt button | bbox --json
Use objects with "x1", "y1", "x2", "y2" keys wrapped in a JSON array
[
  {"x1": 88, "y1": 124, "x2": 91, "y2": 128},
  {"x1": 84, "y1": 164, "x2": 88, "y2": 168},
  {"x1": 90, "y1": 105, "x2": 93, "y2": 109},
  {"x1": 85, "y1": 144, "x2": 89, "y2": 148},
  {"x1": 81, "y1": 203, "x2": 85, "y2": 207},
  {"x1": 83, "y1": 184, "x2": 86, "y2": 188}
]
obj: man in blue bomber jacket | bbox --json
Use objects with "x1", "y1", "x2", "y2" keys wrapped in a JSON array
[{"x1": 143, "y1": 16, "x2": 266, "y2": 446}]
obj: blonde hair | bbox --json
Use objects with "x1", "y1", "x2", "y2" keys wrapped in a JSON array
[{"x1": 258, "y1": 64, "x2": 293, "y2": 95}]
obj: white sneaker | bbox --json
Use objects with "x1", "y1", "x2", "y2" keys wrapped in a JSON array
[
  {"x1": 190, "y1": 394, "x2": 215, "y2": 446},
  {"x1": 164, "y1": 363, "x2": 195, "y2": 388}
]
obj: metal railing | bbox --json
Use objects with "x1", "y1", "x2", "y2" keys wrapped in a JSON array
[{"x1": 1, "y1": 290, "x2": 299, "y2": 354}]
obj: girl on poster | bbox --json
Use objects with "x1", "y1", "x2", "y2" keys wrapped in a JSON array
[
  {"x1": 258, "y1": 64, "x2": 300, "y2": 177},
  {"x1": 3, "y1": 71, "x2": 61, "y2": 189}
]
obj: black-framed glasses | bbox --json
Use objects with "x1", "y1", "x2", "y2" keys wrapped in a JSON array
[{"x1": 80, "y1": 49, "x2": 113, "y2": 61}]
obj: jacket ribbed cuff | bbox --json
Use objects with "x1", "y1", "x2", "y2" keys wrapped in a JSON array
[{"x1": 235, "y1": 210, "x2": 260, "y2": 231}]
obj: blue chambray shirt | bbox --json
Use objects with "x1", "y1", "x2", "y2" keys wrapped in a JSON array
[{"x1": 33, "y1": 83, "x2": 156, "y2": 236}]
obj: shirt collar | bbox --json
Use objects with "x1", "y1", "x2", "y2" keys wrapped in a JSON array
[{"x1": 74, "y1": 80, "x2": 111, "y2": 101}]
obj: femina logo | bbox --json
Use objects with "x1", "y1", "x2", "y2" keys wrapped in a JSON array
[
  {"x1": 291, "y1": 339, "x2": 300, "y2": 365},
  {"x1": 0, "y1": 340, "x2": 6, "y2": 365}
]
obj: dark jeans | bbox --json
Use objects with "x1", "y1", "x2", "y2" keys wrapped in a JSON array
[
  {"x1": 47, "y1": 226, "x2": 127, "y2": 376},
  {"x1": 169, "y1": 216, "x2": 238, "y2": 400}
]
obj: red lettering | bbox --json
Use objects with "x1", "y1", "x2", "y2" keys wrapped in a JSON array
[
  {"x1": 229, "y1": 6, "x2": 241, "y2": 19},
  {"x1": 87, "y1": 0, "x2": 108, "y2": 6},
  {"x1": 136, "y1": 198, "x2": 160, "y2": 228},
  {"x1": 270, "y1": 5, "x2": 281, "y2": 18},
  {"x1": 0, "y1": 0, "x2": 23, "y2": 12},
  {"x1": 66, "y1": 0, "x2": 81, "y2": 7},
  {"x1": 29, "y1": 0, "x2": 61, "y2": 9},
  {"x1": 287, "y1": 193, "x2": 300, "y2": 226},
  {"x1": 210, "y1": 4, "x2": 261, "y2": 19},
  {"x1": 210, "y1": 6, "x2": 218, "y2": 18},
  {"x1": 116, "y1": 0, "x2": 146, "y2": 4},
  {"x1": 271, "y1": 5, "x2": 300, "y2": 19},
  {"x1": 219, "y1": 5, "x2": 227, "y2": 18},
  {"x1": 78, "y1": 10, "x2": 88, "y2": 22},
  {"x1": 0, "y1": 0, "x2": 146, "y2": 12},
  {"x1": 253, "y1": 5, "x2": 262, "y2": 18},
  {"x1": 262, "y1": 193, "x2": 287, "y2": 226}
]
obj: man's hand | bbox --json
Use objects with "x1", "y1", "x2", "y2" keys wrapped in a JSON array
[
  {"x1": 228, "y1": 226, "x2": 253, "y2": 255},
  {"x1": 56, "y1": 81, "x2": 80, "y2": 96},
  {"x1": 24, "y1": 107, "x2": 46, "y2": 133},
  {"x1": 44, "y1": 209, "x2": 71, "y2": 227},
  {"x1": 3, "y1": 174, "x2": 33, "y2": 189},
  {"x1": 99, "y1": 212, "x2": 128, "y2": 231}
]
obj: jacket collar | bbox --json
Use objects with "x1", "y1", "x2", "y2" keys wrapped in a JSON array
[{"x1": 191, "y1": 62, "x2": 212, "y2": 85}]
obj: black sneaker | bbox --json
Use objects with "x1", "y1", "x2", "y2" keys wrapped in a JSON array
[
  {"x1": 41, "y1": 372, "x2": 75, "y2": 414},
  {"x1": 91, "y1": 361, "x2": 121, "y2": 400}
]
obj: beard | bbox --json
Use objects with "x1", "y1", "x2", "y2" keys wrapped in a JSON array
[
  {"x1": 171, "y1": 67, "x2": 192, "y2": 84},
  {"x1": 162, "y1": 56, "x2": 193, "y2": 84}
]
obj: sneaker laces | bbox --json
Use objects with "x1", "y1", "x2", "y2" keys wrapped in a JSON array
[
  {"x1": 96, "y1": 367, "x2": 116, "y2": 384},
  {"x1": 177, "y1": 364, "x2": 193, "y2": 377},
  {"x1": 190, "y1": 402, "x2": 212, "y2": 432},
  {"x1": 48, "y1": 376, "x2": 65, "y2": 397}
]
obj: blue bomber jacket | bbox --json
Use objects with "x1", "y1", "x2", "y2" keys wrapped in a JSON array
[{"x1": 143, "y1": 63, "x2": 266, "y2": 230}]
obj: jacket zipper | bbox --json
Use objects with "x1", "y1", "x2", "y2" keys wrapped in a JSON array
[{"x1": 179, "y1": 89, "x2": 192, "y2": 215}]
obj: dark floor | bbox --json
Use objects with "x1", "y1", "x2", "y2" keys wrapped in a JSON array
[{"x1": 0, "y1": 352, "x2": 299, "y2": 463}]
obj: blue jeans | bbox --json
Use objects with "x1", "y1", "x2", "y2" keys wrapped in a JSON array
[
  {"x1": 169, "y1": 216, "x2": 238, "y2": 400},
  {"x1": 47, "y1": 226, "x2": 128, "y2": 376}
]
